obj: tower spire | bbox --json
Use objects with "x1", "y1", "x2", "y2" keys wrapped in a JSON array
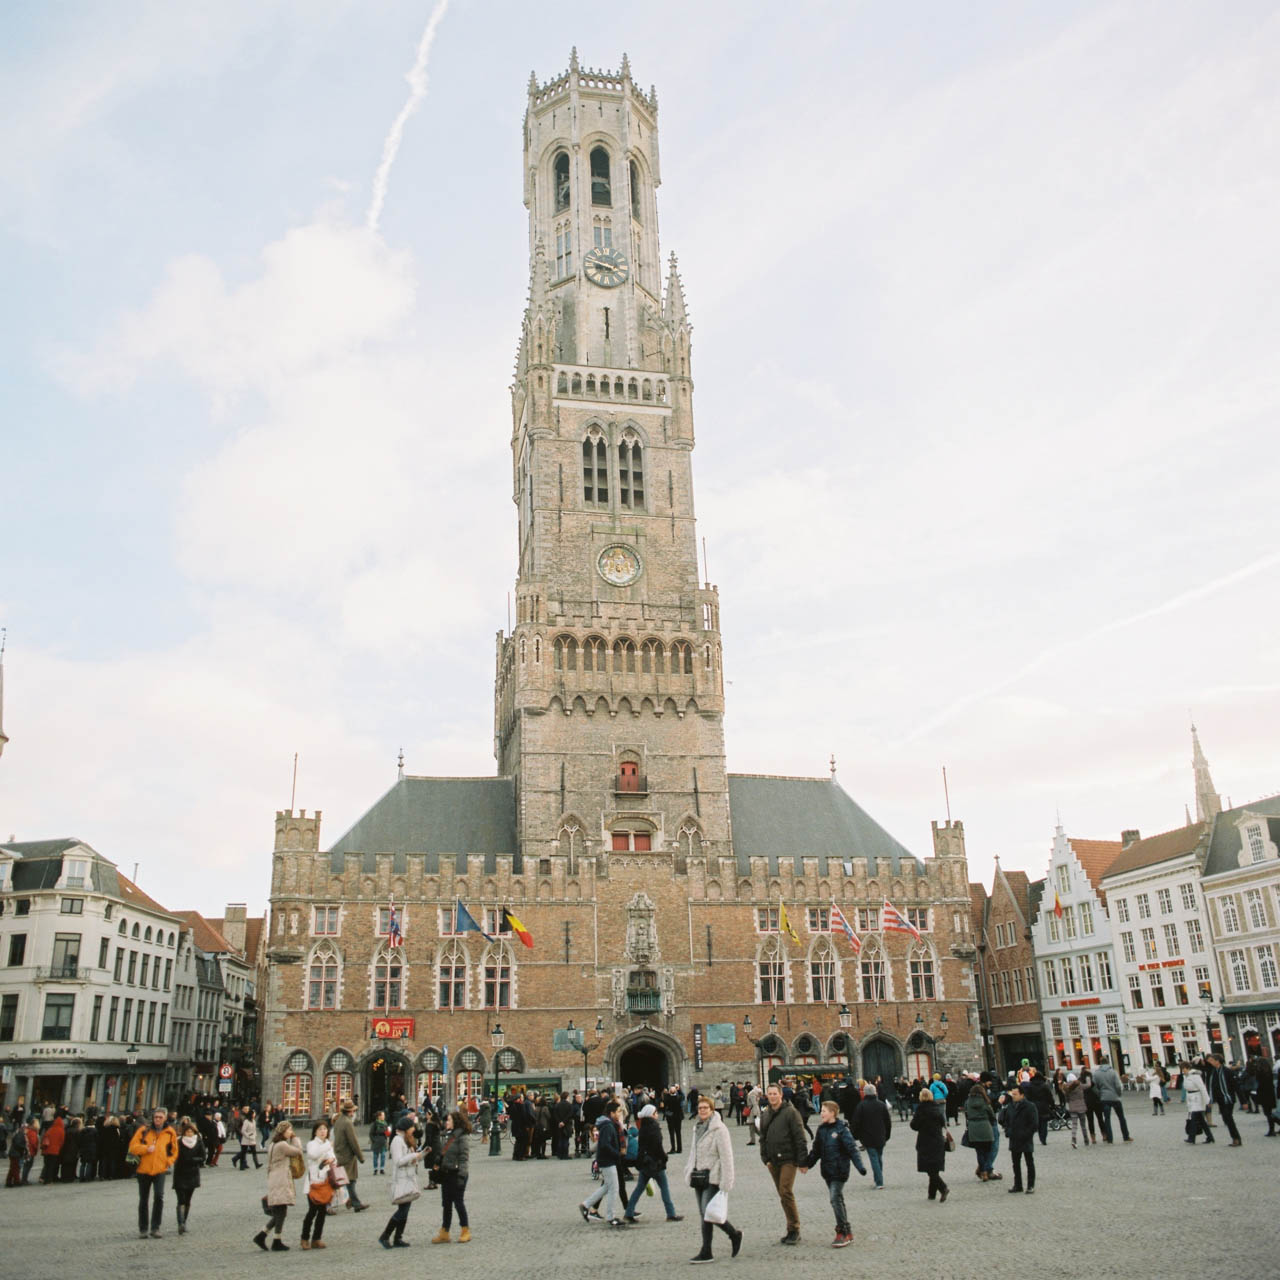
[
  {"x1": 0, "y1": 627, "x2": 8, "y2": 758},
  {"x1": 1191, "y1": 722, "x2": 1222, "y2": 822},
  {"x1": 664, "y1": 252, "x2": 689, "y2": 326}
]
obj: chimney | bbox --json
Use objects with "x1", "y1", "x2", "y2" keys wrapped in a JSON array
[
  {"x1": 1121, "y1": 829, "x2": 1141, "y2": 848},
  {"x1": 222, "y1": 903, "x2": 247, "y2": 952}
]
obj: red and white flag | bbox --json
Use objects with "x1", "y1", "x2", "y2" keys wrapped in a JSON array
[
  {"x1": 387, "y1": 898, "x2": 403, "y2": 947},
  {"x1": 881, "y1": 899, "x2": 922, "y2": 942},
  {"x1": 830, "y1": 902, "x2": 861, "y2": 954}
]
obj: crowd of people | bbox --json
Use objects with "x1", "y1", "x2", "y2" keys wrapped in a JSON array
[{"x1": 4, "y1": 1049, "x2": 1276, "y2": 1256}]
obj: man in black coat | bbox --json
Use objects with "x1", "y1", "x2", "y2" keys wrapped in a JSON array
[
  {"x1": 662, "y1": 1086, "x2": 684, "y2": 1153},
  {"x1": 1002, "y1": 1084, "x2": 1039, "y2": 1193},
  {"x1": 1204, "y1": 1056, "x2": 1241, "y2": 1145},
  {"x1": 552, "y1": 1091, "x2": 575, "y2": 1159},
  {"x1": 851, "y1": 1084, "x2": 891, "y2": 1188},
  {"x1": 1022, "y1": 1072, "x2": 1055, "y2": 1146}
]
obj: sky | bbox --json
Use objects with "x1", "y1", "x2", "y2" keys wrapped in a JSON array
[{"x1": 3, "y1": 0, "x2": 1279, "y2": 916}]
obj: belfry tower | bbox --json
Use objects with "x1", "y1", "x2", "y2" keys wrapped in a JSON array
[{"x1": 494, "y1": 51, "x2": 729, "y2": 871}]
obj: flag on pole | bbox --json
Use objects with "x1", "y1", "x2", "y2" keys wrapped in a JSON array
[
  {"x1": 1053, "y1": 892, "x2": 1064, "y2": 920},
  {"x1": 830, "y1": 902, "x2": 861, "y2": 954},
  {"x1": 387, "y1": 898, "x2": 403, "y2": 947},
  {"x1": 881, "y1": 899, "x2": 922, "y2": 942},
  {"x1": 455, "y1": 899, "x2": 494, "y2": 941},
  {"x1": 501, "y1": 906, "x2": 534, "y2": 949},
  {"x1": 778, "y1": 899, "x2": 801, "y2": 945}
]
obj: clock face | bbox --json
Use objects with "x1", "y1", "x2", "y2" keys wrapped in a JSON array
[
  {"x1": 583, "y1": 245, "x2": 629, "y2": 288},
  {"x1": 597, "y1": 544, "x2": 642, "y2": 587}
]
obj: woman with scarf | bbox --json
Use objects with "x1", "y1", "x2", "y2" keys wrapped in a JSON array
[{"x1": 172, "y1": 1117, "x2": 206, "y2": 1234}]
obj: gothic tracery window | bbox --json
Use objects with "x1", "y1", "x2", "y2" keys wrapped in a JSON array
[
  {"x1": 613, "y1": 638, "x2": 637, "y2": 672},
  {"x1": 583, "y1": 636, "x2": 605, "y2": 672},
  {"x1": 860, "y1": 938, "x2": 888, "y2": 1002},
  {"x1": 554, "y1": 150, "x2": 571, "y2": 212},
  {"x1": 554, "y1": 635, "x2": 577, "y2": 671},
  {"x1": 618, "y1": 434, "x2": 644, "y2": 509},
  {"x1": 590, "y1": 146, "x2": 611, "y2": 206},
  {"x1": 809, "y1": 936, "x2": 838, "y2": 1002},
  {"x1": 641, "y1": 639, "x2": 664, "y2": 674},
  {"x1": 437, "y1": 939, "x2": 468, "y2": 1010},
  {"x1": 583, "y1": 433, "x2": 608, "y2": 505},
  {"x1": 757, "y1": 935, "x2": 787, "y2": 1004},
  {"x1": 482, "y1": 941, "x2": 513, "y2": 1009},
  {"x1": 373, "y1": 945, "x2": 404, "y2": 1010},
  {"x1": 909, "y1": 943, "x2": 937, "y2": 1001},
  {"x1": 630, "y1": 159, "x2": 642, "y2": 221},
  {"x1": 306, "y1": 942, "x2": 340, "y2": 1010}
]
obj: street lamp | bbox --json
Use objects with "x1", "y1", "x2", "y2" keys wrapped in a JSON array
[
  {"x1": 743, "y1": 1013, "x2": 780, "y2": 1089},
  {"x1": 837, "y1": 1004, "x2": 852, "y2": 1030},
  {"x1": 489, "y1": 1024, "x2": 518, "y2": 1157},
  {"x1": 566, "y1": 1016, "x2": 604, "y2": 1090},
  {"x1": 1200, "y1": 987, "x2": 1214, "y2": 1054}
]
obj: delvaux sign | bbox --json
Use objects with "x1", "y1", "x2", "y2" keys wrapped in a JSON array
[{"x1": 372, "y1": 1017, "x2": 415, "y2": 1039}]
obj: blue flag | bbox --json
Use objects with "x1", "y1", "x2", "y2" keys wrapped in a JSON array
[{"x1": 455, "y1": 898, "x2": 494, "y2": 941}]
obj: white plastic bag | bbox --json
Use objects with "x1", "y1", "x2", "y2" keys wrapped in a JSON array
[{"x1": 703, "y1": 1189, "x2": 728, "y2": 1224}]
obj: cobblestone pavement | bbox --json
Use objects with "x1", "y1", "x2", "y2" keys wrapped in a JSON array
[{"x1": 4, "y1": 1101, "x2": 1277, "y2": 1279}]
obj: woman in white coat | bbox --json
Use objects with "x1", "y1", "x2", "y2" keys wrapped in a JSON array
[
  {"x1": 1183, "y1": 1065, "x2": 1213, "y2": 1144},
  {"x1": 300, "y1": 1119, "x2": 337, "y2": 1249},
  {"x1": 1147, "y1": 1067, "x2": 1166, "y2": 1115},
  {"x1": 684, "y1": 1095, "x2": 743, "y2": 1263},
  {"x1": 379, "y1": 1117, "x2": 424, "y2": 1248}
]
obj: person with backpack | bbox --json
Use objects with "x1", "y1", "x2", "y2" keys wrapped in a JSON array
[{"x1": 801, "y1": 1099, "x2": 864, "y2": 1247}]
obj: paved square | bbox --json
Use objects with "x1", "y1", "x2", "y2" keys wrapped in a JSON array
[{"x1": 4, "y1": 1102, "x2": 1277, "y2": 1279}]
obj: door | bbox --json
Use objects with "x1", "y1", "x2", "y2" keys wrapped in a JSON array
[{"x1": 862, "y1": 1038, "x2": 902, "y2": 1088}]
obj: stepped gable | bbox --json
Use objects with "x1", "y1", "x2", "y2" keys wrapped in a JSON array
[
  {"x1": 1067, "y1": 837, "x2": 1124, "y2": 901},
  {"x1": 725, "y1": 774, "x2": 921, "y2": 875},
  {"x1": 326, "y1": 775, "x2": 518, "y2": 874}
]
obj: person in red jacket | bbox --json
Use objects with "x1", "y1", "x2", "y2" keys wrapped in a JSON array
[
  {"x1": 128, "y1": 1108, "x2": 179, "y2": 1237},
  {"x1": 39, "y1": 1114, "x2": 65, "y2": 1184}
]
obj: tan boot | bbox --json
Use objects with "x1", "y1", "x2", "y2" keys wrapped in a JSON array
[
  {"x1": 432, "y1": 1228, "x2": 452, "y2": 1244},
  {"x1": 459, "y1": 1227, "x2": 471, "y2": 1244}
]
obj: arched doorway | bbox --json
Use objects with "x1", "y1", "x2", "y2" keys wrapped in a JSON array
[
  {"x1": 618, "y1": 1042, "x2": 669, "y2": 1091},
  {"x1": 861, "y1": 1037, "x2": 901, "y2": 1087},
  {"x1": 363, "y1": 1050, "x2": 410, "y2": 1122}
]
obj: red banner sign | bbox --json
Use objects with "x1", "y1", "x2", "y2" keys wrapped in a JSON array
[
  {"x1": 1060, "y1": 997, "x2": 1101, "y2": 1007},
  {"x1": 372, "y1": 1017, "x2": 415, "y2": 1039}
]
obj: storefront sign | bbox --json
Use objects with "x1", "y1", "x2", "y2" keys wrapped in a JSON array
[
  {"x1": 218, "y1": 1079, "x2": 232, "y2": 1093},
  {"x1": 1060, "y1": 997, "x2": 1100, "y2": 1007},
  {"x1": 372, "y1": 1017, "x2": 415, "y2": 1039},
  {"x1": 693, "y1": 1023, "x2": 703, "y2": 1072}
]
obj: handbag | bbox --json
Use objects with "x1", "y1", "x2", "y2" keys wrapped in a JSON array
[
  {"x1": 309, "y1": 1179, "x2": 334, "y2": 1205},
  {"x1": 288, "y1": 1151, "x2": 306, "y2": 1181},
  {"x1": 392, "y1": 1187, "x2": 421, "y2": 1206},
  {"x1": 943, "y1": 1130, "x2": 955, "y2": 1152},
  {"x1": 960, "y1": 1130, "x2": 972, "y2": 1148},
  {"x1": 690, "y1": 1168, "x2": 711, "y2": 1190},
  {"x1": 702, "y1": 1189, "x2": 728, "y2": 1224}
]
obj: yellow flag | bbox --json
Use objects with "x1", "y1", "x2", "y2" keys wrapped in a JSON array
[{"x1": 779, "y1": 900, "x2": 801, "y2": 945}]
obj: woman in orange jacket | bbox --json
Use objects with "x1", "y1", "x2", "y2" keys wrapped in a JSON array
[
  {"x1": 128, "y1": 1109, "x2": 179, "y2": 1237},
  {"x1": 39, "y1": 1114, "x2": 65, "y2": 1184}
]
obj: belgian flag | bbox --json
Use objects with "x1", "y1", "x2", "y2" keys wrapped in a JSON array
[{"x1": 501, "y1": 906, "x2": 534, "y2": 949}]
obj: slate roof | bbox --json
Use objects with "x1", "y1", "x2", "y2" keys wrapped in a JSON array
[
  {"x1": 726, "y1": 775, "x2": 921, "y2": 875},
  {"x1": 195, "y1": 954, "x2": 224, "y2": 990},
  {"x1": 0, "y1": 839, "x2": 122, "y2": 897},
  {"x1": 327, "y1": 777, "x2": 519, "y2": 873},
  {"x1": 1100, "y1": 822, "x2": 1208, "y2": 880},
  {"x1": 1027, "y1": 877, "x2": 1046, "y2": 920},
  {"x1": 1202, "y1": 793, "x2": 1280, "y2": 877}
]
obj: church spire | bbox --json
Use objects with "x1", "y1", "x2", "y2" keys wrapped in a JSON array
[
  {"x1": 1191, "y1": 722, "x2": 1222, "y2": 822},
  {"x1": 663, "y1": 252, "x2": 689, "y2": 327},
  {"x1": 0, "y1": 628, "x2": 8, "y2": 758}
]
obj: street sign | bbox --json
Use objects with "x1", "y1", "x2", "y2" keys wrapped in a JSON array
[
  {"x1": 219, "y1": 1063, "x2": 234, "y2": 1079},
  {"x1": 218, "y1": 1080, "x2": 232, "y2": 1093}
]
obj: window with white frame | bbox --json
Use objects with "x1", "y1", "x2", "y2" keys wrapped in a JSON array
[
  {"x1": 807, "y1": 907, "x2": 831, "y2": 933},
  {"x1": 1056, "y1": 865, "x2": 1070, "y2": 895},
  {"x1": 1228, "y1": 949, "x2": 1251, "y2": 992},
  {"x1": 1245, "y1": 889, "x2": 1268, "y2": 931},
  {"x1": 1193, "y1": 966, "x2": 1212, "y2": 998},
  {"x1": 1115, "y1": 898, "x2": 1130, "y2": 923},
  {"x1": 1128, "y1": 973, "x2": 1143, "y2": 1008},
  {"x1": 1086, "y1": 1013, "x2": 1100, "y2": 1036},
  {"x1": 1163, "y1": 923, "x2": 1180, "y2": 955},
  {"x1": 306, "y1": 944, "x2": 339, "y2": 1010},
  {"x1": 1136, "y1": 892, "x2": 1151, "y2": 920},
  {"x1": 1012, "y1": 967, "x2": 1025, "y2": 1002},
  {"x1": 1256, "y1": 945, "x2": 1279, "y2": 989},
  {"x1": 1179, "y1": 882, "x2": 1197, "y2": 911},
  {"x1": 1157, "y1": 888, "x2": 1173, "y2": 915},
  {"x1": 758, "y1": 936, "x2": 786, "y2": 1003},
  {"x1": 808, "y1": 937, "x2": 837, "y2": 1001},
  {"x1": 313, "y1": 906, "x2": 339, "y2": 935},
  {"x1": 1220, "y1": 897, "x2": 1241, "y2": 933},
  {"x1": 989, "y1": 973, "x2": 1001, "y2": 1007},
  {"x1": 437, "y1": 939, "x2": 468, "y2": 1009},
  {"x1": 1141, "y1": 927, "x2": 1158, "y2": 961},
  {"x1": 373, "y1": 948, "x2": 403, "y2": 1010},
  {"x1": 1105, "y1": 1013, "x2": 1119, "y2": 1035},
  {"x1": 860, "y1": 940, "x2": 887, "y2": 1001},
  {"x1": 1186, "y1": 918, "x2": 1205, "y2": 952},
  {"x1": 1067, "y1": 1015, "x2": 1081, "y2": 1037},
  {"x1": 1042, "y1": 961, "x2": 1059, "y2": 997},
  {"x1": 1078, "y1": 952, "x2": 1096, "y2": 992},
  {"x1": 1169, "y1": 967, "x2": 1188, "y2": 1005},
  {"x1": 756, "y1": 907, "x2": 779, "y2": 933},
  {"x1": 483, "y1": 942, "x2": 512, "y2": 1009},
  {"x1": 1059, "y1": 957, "x2": 1076, "y2": 994},
  {"x1": 1047, "y1": 915, "x2": 1061, "y2": 943},
  {"x1": 1121, "y1": 932, "x2": 1137, "y2": 963},
  {"x1": 1247, "y1": 823, "x2": 1266, "y2": 862},
  {"x1": 1062, "y1": 906, "x2": 1077, "y2": 939},
  {"x1": 906, "y1": 907, "x2": 930, "y2": 932},
  {"x1": 909, "y1": 946, "x2": 936, "y2": 1000},
  {"x1": 1002, "y1": 971, "x2": 1013, "y2": 1004},
  {"x1": 1050, "y1": 1016, "x2": 1063, "y2": 1038},
  {"x1": 857, "y1": 907, "x2": 879, "y2": 933},
  {"x1": 1079, "y1": 901, "x2": 1094, "y2": 935},
  {"x1": 282, "y1": 1052, "x2": 313, "y2": 1115},
  {"x1": 1026, "y1": 965, "x2": 1037, "y2": 999}
]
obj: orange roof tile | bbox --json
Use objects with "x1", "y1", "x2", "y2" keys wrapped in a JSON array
[
  {"x1": 1068, "y1": 838, "x2": 1125, "y2": 897},
  {"x1": 1101, "y1": 822, "x2": 1208, "y2": 880},
  {"x1": 1003, "y1": 870, "x2": 1032, "y2": 922},
  {"x1": 244, "y1": 916, "x2": 264, "y2": 962},
  {"x1": 117, "y1": 874, "x2": 179, "y2": 920},
  {"x1": 968, "y1": 882, "x2": 987, "y2": 934},
  {"x1": 175, "y1": 909, "x2": 238, "y2": 955}
]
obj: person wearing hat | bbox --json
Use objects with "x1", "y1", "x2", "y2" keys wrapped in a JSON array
[
  {"x1": 379, "y1": 1115, "x2": 424, "y2": 1248},
  {"x1": 622, "y1": 1104, "x2": 683, "y2": 1223},
  {"x1": 1062, "y1": 1071, "x2": 1088, "y2": 1148},
  {"x1": 332, "y1": 1100, "x2": 368, "y2": 1212}
]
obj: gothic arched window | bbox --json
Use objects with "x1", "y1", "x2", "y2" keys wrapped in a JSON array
[
  {"x1": 583, "y1": 433, "x2": 608, "y2": 506},
  {"x1": 860, "y1": 937, "x2": 888, "y2": 1002},
  {"x1": 482, "y1": 941, "x2": 513, "y2": 1009},
  {"x1": 630, "y1": 159, "x2": 641, "y2": 221},
  {"x1": 757, "y1": 935, "x2": 787, "y2": 1004},
  {"x1": 373, "y1": 945, "x2": 404, "y2": 1010},
  {"x1": 679, "y1": 824, "x2": 703, "y2": 859},
  {"x1": 808, "y1": 937, "x2": 839, "y2": 1003},
  {"x1": 618, "y1": 435, "x2": 644, "y2": 509},
  {"x1": 909, "y1": 943, "x2": 938, "y2": 1001},
  {"x1": 583, "y1": 636, "x2": 605, "y2": 672},
  {"x1": 590, "y1": 146, "x2": 611, "y2": 206},
  {"x1": 641, "y1": 638, "x2": 664, "y2": 674},
  {"x1": 437, "y1": 939, "x2": 468, "y2": 1010},
  {"x1": 322, "y1": 1050, "x2": 354, "y2": 1116},
  {"x1": 306, "y1": 942, "x2": 340, "y2": 1010},
  {"x1": 554, "y1": 150, "x2": 571, "y2": 211},
  {"x1": 613, "y1": 638, "x2": 637, "y2": 673},
  {"x1": 282, "y1": 1051, "x2": 313, "y2": 1115},
  {"x1": 671, "y1": 641, "x2": 693, "y2": 674},
  {"x1": 554, "y1": 634, "x2": 577, "y2": 671}
]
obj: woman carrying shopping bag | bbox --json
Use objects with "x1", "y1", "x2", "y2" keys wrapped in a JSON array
[{"x1": 684, "y1": 1095, "x2": 743, "y2": 1263}]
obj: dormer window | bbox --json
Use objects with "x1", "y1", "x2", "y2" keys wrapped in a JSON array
[
  {"x1": 63, "y1": 857, "x2": 87, "y2": 889},
  {"x1": 590, "y1": 147, "x2": 611, "y2": 206},
  {"x1": 1247, "y1": 823, "x2": 1265, "y2": 862},
  {"x1": 554, "y1": 151, "x2": 571, "y2": 212}
]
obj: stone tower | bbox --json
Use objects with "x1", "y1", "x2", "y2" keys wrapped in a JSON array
[
  {"x1": 1191, "y1": 722, "x2": 1222, "y2": 823},
  {"x1": 495, "y1": 51, "x2": 729, "y2": 872}
]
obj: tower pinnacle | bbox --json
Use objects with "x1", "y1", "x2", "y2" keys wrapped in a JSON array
[{"x1": 1191, "y1": 722, "x2": 1222, "y2": 822}]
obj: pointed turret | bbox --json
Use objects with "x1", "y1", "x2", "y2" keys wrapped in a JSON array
[
  {"x1": 663, "y1": 252, "x2": 689, "y2": 327},
  {"x1": 1191, "y1": 723, "x2": 1222, "y2": 822},
  {"x1": 569, "y1": 45, "x2": 580, "y2": 73},
  {"x1": 621, "y1": 52, "x2": 631, "y2": 80}
]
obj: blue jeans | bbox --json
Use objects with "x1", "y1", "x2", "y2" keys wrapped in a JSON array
[
  {"x1": 136, "y1": 1172, "x2": 166, "y2": 1233},
  {"x1": 372, "y1": 1147, "x2": 386, "y2": 1174},
  {"x1": 826, "y1": 1177, "x2": 849, "y2": 1233},
  {"x1": 626, "y1": 1167, "x2": 678, "y2": 1217},
  {"x1": 866, "y1": 1146, "x2": 884, "y2": 1187},
  {"x1": 1101, "y1": 1099, "x2": 1130, "y2": 1141},
  {"x1": 982, "y1": 1124, "x2": 1000, "y2": 1173}
]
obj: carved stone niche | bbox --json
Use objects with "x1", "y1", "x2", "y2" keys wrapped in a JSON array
[{"x1": 625, "y1": 892, "x2": 660, "y2": 965}]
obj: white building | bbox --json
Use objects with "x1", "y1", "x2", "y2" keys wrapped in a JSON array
[
  {"x1": 1030, "y1": 826, "x2": 1127, "y2": 1071},
  {"x1": 0, "y1": 839, "x2": 180, "y2": 1115},
  {"x1": 1099, "y1": 822, "x2": 1221, "y2": 1068}
]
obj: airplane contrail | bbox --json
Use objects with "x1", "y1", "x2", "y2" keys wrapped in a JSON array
[
  {"x1": 367, "y1": 0, "x2": 451, "y2": 233},
  {"x1": 894, "y1": 547, "x2": 1280, "y2": 748}
]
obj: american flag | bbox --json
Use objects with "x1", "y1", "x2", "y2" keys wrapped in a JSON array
[
  {"x1": 881, "y1": 898, "x2": 922, "y2": 942},
  {"x1": 830, "y1": 902, "x2": 861, "y2": 953},
  {"x1": 387, "y1": 898, "x2": 403, "y2": 947}
]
